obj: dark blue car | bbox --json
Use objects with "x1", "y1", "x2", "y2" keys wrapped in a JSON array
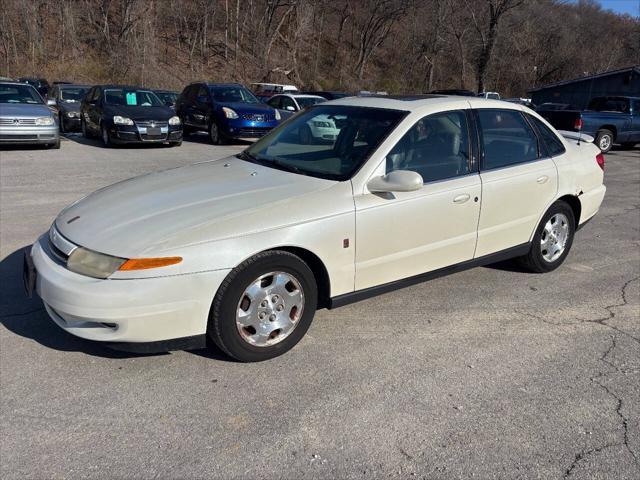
[{"x1": 176, "y1": 82, "x2": 281, "y2": 144}]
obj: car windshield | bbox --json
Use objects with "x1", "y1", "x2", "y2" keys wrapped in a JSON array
[
  {"x1": 240, "y1": 105, "x2": 407, "y2": 181},
  {"x1": 296, "y1": 97, "x2": 326, "y2": 108},
  {"x1": 103, "y1": 89, "x2": 163, "y2": 106},
  {"x1": 60, "y1": 87, "x2": 89, "y2": 102},
  {"x1": 210, "y1": 86, "x2": 259, "y2": 104},
  {"x1": 156, "y1": 92, "x2": 177, "y2": 104},
  {"x1": 0, "y1": 84, "x2": 43, "y2": 104}
]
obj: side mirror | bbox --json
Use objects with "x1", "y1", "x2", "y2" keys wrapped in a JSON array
[
  {"x1": 367, "y1": 170, "x2": 423, "y2": 193},
  {"x1": 46, "y1": 98, "x2": 56, "y2": 106},
  {"x1": 285, "y1": 105, "x2": 296, "y2": 111}
]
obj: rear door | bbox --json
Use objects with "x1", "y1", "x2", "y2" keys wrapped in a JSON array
[{"x1": 474, "y1": 108, "x2": 558, "y2": 258}]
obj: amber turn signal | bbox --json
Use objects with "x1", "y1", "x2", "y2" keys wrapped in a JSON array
[{"x1": 118, "y1": 256, "x2": 182, "y2": 271}]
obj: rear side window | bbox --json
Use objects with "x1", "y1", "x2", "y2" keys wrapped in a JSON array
[
  {"x1": 527, "y1": 114, "x2": 566, "y2": 157},
  {"x1": 477, "y1": 109, "x2": 539, "y2": 170}
]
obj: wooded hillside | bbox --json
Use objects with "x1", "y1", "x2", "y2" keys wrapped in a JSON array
[{"x1": 1, "y1": 0, "x2": 638, "y2": 96}]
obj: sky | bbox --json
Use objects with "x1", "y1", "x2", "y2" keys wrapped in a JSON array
[{"x1": 593, "y1": 0, "x2": 639, "y2": 16}]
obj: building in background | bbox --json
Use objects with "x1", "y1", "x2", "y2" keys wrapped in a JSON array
[{"x1": 529, "y1": 66, "x2": 640, "y2": 109}]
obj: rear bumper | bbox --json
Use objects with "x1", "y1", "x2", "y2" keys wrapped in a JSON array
[
  {"x1": 30, "y1": 235, "x2": 230, "y2": 344},
  {"x1": 0, "y1": 125, "x2": 59, "y2": 144}
]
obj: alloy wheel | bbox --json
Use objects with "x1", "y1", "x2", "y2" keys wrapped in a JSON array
[{"x1": 540, "y1": 213, "x2": 569, "y2": 263}]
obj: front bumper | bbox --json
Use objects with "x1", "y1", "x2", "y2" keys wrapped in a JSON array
[
  {"x1": 0, "y1": 125, "x2": 59, "y2": 144},
  {"x1": 29, "y1": 235, "x2": 230, "y2": 345},
  {"x1": 222, "y1": 118, "x2": 279, "y2": 139},
  {"x1": 109, "y1": 124, "x2": 183, "y2": 144}
]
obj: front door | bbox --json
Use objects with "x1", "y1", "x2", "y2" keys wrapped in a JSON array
[{"x1": 355, "y1": 110, "x2": 481, "y2": 290}]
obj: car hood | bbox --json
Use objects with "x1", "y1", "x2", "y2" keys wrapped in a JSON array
[
  {"x1": 218, "y1": 102, "x2": 275, "y2": 115},
  {"x1": 0, "y1": 103, "x2": 51, "y2": 117},
  {"x1": 59, "y1": 102, "x2": 81, "y2": 113},
  {"x1": 103, "y1": 105, "x2": 174, "y2": 121},
  {"x1": 55, "y1": 156, "x2": 335, "y2": 257}
]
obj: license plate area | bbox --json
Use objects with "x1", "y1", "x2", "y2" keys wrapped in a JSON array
[{"x1": 147, "y1": 127, "x2": 161, "y2": 136}]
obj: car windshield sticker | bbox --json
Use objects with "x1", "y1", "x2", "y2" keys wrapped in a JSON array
[{"x1": 125, "y1": 92, "x2": 137, "y2": 105}]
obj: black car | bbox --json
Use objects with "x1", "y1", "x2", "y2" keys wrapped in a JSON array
[
  {"x1": 18, "y1": 77, "x2": 50, "y2": 98},
  {"x1": 153, "y1": 89, "x2": 178, "y2": 110},
  {"x1": 48, "y1": 83, "x2": 90, "y2": 133},
  {"x1": 301, "y1": 90, "x2": 352, "y2": 100},
  {"x1": 176, "y1": 82, "x2": 280, "y2": 144},
  {"x1": 80, "y1": 85, "x2": 183, "y2": 147}
]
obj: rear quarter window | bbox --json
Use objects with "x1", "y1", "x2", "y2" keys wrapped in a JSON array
[{"x1": 527, "y1": 114, "x2": 566, "y2": 157}]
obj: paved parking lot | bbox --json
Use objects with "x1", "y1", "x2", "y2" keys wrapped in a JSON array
[{"x1": 1, "y1": 135, "x2": 639, "y2": 479}]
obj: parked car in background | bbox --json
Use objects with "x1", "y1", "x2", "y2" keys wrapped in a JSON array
[
  {"x1": 301, "y1": 91, "x2": 352, "y2": 100},
  {"x1": 26, "y1": 96, "x2": 606, "y2": 362},
  {"x1": 429, "y1": 89, "x2": 476, "y2": 97},
  {"x1": 80, "y1": 85, "x2": 182, "y2": 147},
  {"x1": 49, "y1": 83, "x2": 90, "y2": 133},
  {"x1": 153, "y1": 89, "x2": 178, "y2": 110},
  {"x1": 251, "y1": 83, "x2": 299, "y2": 98},
  {"x1": 52, "y1": 81, "x2": 73, "y2": 85},
  {"x1": 535, "y1": 102, "x2": 574, "y2": 111},
  {"x1": 504, "y1": 98, "x2": 536, "y2": 109},
  {"x1": 0, "y1": 76, "x2": 14, "y2": 81},
  {"x1": 177, "y1": 82, "x2": 280, "y2": 144},
  {"x1": 18, "y1": 77, "x2": 50, "y2": 98},
  {"x1": 477, "y1": 91, "x2": 501, "y2": 100},
  {"x1": 537, "y1": 96, "x2": 639, "y2": 152},
  {"x1": 0, "y1": 81, "x2": 59, "y2": 148},
  {"x1": 266, "y1": 93, "x2": 338, "y2": 143}
]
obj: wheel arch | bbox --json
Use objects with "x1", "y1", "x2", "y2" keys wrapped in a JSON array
[
  {"x1": 598, "y1": 125, "x2": 617, "y2": 139},
  {"x1": 264, "y1": 246, "x2": 332, "y2": 309},
  {"x1": 529, "y1": 193, "x2": 582, "y2": 242}
]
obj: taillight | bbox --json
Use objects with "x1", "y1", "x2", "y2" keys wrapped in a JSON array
[
  {"x1": 574, "y1": 118, "x2": 583, "y2": 130},
  {"x1": 596, "y1": 153, "x2": 605, "y2": 171}
]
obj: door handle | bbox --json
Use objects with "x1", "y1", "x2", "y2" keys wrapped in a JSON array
[
  {"x1": 537, "y1": 175, "x2": 549, "y2": 184},
  {"x1": 453, "y1": 194, "x2": 471, "y2": 204}
]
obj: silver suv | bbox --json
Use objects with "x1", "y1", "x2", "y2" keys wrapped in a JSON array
[{"x1": 0, "y1": 82, "x2": 60, "y2": 149}]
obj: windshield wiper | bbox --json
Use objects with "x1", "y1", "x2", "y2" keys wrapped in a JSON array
[
  {"x1": 236, "y1": 151, "x2": 258, "y2": 163},
  {"x1": 271, "y1": 159, "x2": 306, "y2": 175}
]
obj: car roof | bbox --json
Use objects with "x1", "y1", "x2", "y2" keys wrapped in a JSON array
[
  {"x1": 203, "y1": 82, "x2": 244, "y2": 87},
  {"x1": 58, "y1": 84, "x2": 91, "y2": 88},
  {"x1": 276, "y1": 93, "x2": 325, "y2": 99},
  {"x1": 327, "y1": 95, "x2": 525, "y2": 113}
]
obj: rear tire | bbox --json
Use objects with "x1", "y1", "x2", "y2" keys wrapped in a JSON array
[
  {"x1": 595, "y1": 129, "x2": 614, "y2": 153},
  {"x1": 518, "y1": 201, "x2": 575, "y2": 273},
  {"x1": 208, "y1": 251, "x2": 318, "y2": 362}
]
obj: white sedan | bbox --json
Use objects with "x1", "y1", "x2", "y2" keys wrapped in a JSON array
[{"x1": 25, "y1": 95, "x2": 606, "y2": 362}]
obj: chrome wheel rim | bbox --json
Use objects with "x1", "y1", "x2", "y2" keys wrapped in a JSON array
[
  {"x1": 599, "y1": 134, "x2": 611, "y2": 151},
  {"x1": 541, "y1": 213, "x2": 570, "y2": 263},
  {"x1": 235, "y1": 271, "x2": 305, "y2": 347}
]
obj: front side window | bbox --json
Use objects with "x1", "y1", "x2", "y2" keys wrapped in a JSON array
[
  {"x1": 281, "y1": 96, "x2": 297, "y2": 111},
  {"x1": 267, "y1": 96, "x2": 282, "y2": 109},
  {"x1": 296, "y1": 97, "x2": 326, "y2": 109},
  {"x1": 0, "y1": 84, "x2": 43, "y2": 104},
  {"x1": 477, "y1": 109, "x2": 539, "y2": 170},
  {"x1": 386, "y1": 110, "x2": 472, "y2": 183},
  {"x1": 527, "y1": 114, "x2": 566, "y2": 157},
  {"x1": 241, "y1": 105, "x2": 406, "y2": 180},
  {"x1": 103, "y1": 89, "x2": 162, "y2": 107},
  {"x1": 60, "y1": 87, "x2": 89, "y2": 102},
  {"x1": 209, "y1": 86, "x2": 258, "y2": 104}
]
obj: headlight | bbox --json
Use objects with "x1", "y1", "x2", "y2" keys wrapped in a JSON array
[
  {"x1": 66, "y1": 247, "x2": 183, "y2": 279},
  {"x1": 274, "y1": 109, "x2": 281, "y2": 121},
  {"x1": 168, "y1": 115, "x2": 181, "y2": 125},
  {"x1": 113, "y1": 115, "x2": 134, "y2": 126},
  {"x1": 35, "y1": 117, "x2": 54, "y2": 126},
  {"x1": 67, "y1": 248, "x2": 126, "y2": 279},
  {"x1": 66, "y1": 111, "x2": 80, "y2": 118},
  {"x1": 222, "y1": 107, "x2": 239, "y2": 119}
]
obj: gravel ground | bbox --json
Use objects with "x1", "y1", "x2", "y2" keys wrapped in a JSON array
[{"x1": 1, "y1": 134, "x2": 639, "y2": 479}]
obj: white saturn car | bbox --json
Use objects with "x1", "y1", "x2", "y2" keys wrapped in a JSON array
[{"x1": 24, "y1": 95, "x2": 606, "y2": 362}]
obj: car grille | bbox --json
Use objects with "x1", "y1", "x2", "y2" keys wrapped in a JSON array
[
  {"x1": 0, "y1": 118, "x2": 37, "y2": 125},
  {"x1": 237, "y1": 128, "x2": 271, "y2": 137},
  {"x1": 0, "y1": 134, "x2": 38, "y2": 140},
  {"x1": 241, "y1": 114, "x2": 274, "y2": 122},
  {"x1": 135, "y1": 120, "x2": 168, "y2": 128}
]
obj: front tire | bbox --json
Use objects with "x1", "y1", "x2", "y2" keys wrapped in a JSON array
[
  {"x1": 81, "y1": 118, "x2": 90, "y2": 138},
  {"x1": 101, "y1": 123, "x2": 113, "y2": 148},
  {"x1": 208, "y1": 251, "x2": 318, "y2": 362},
  {"x1": 519, "y1": 201, "x2": 575, "y2": 273},
  {"x1": 595, "y1": 129, "x2": 614, "y2": 153},
  {"x1": 209, "y1": 121, "x2": 226, "y2": 145}
]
